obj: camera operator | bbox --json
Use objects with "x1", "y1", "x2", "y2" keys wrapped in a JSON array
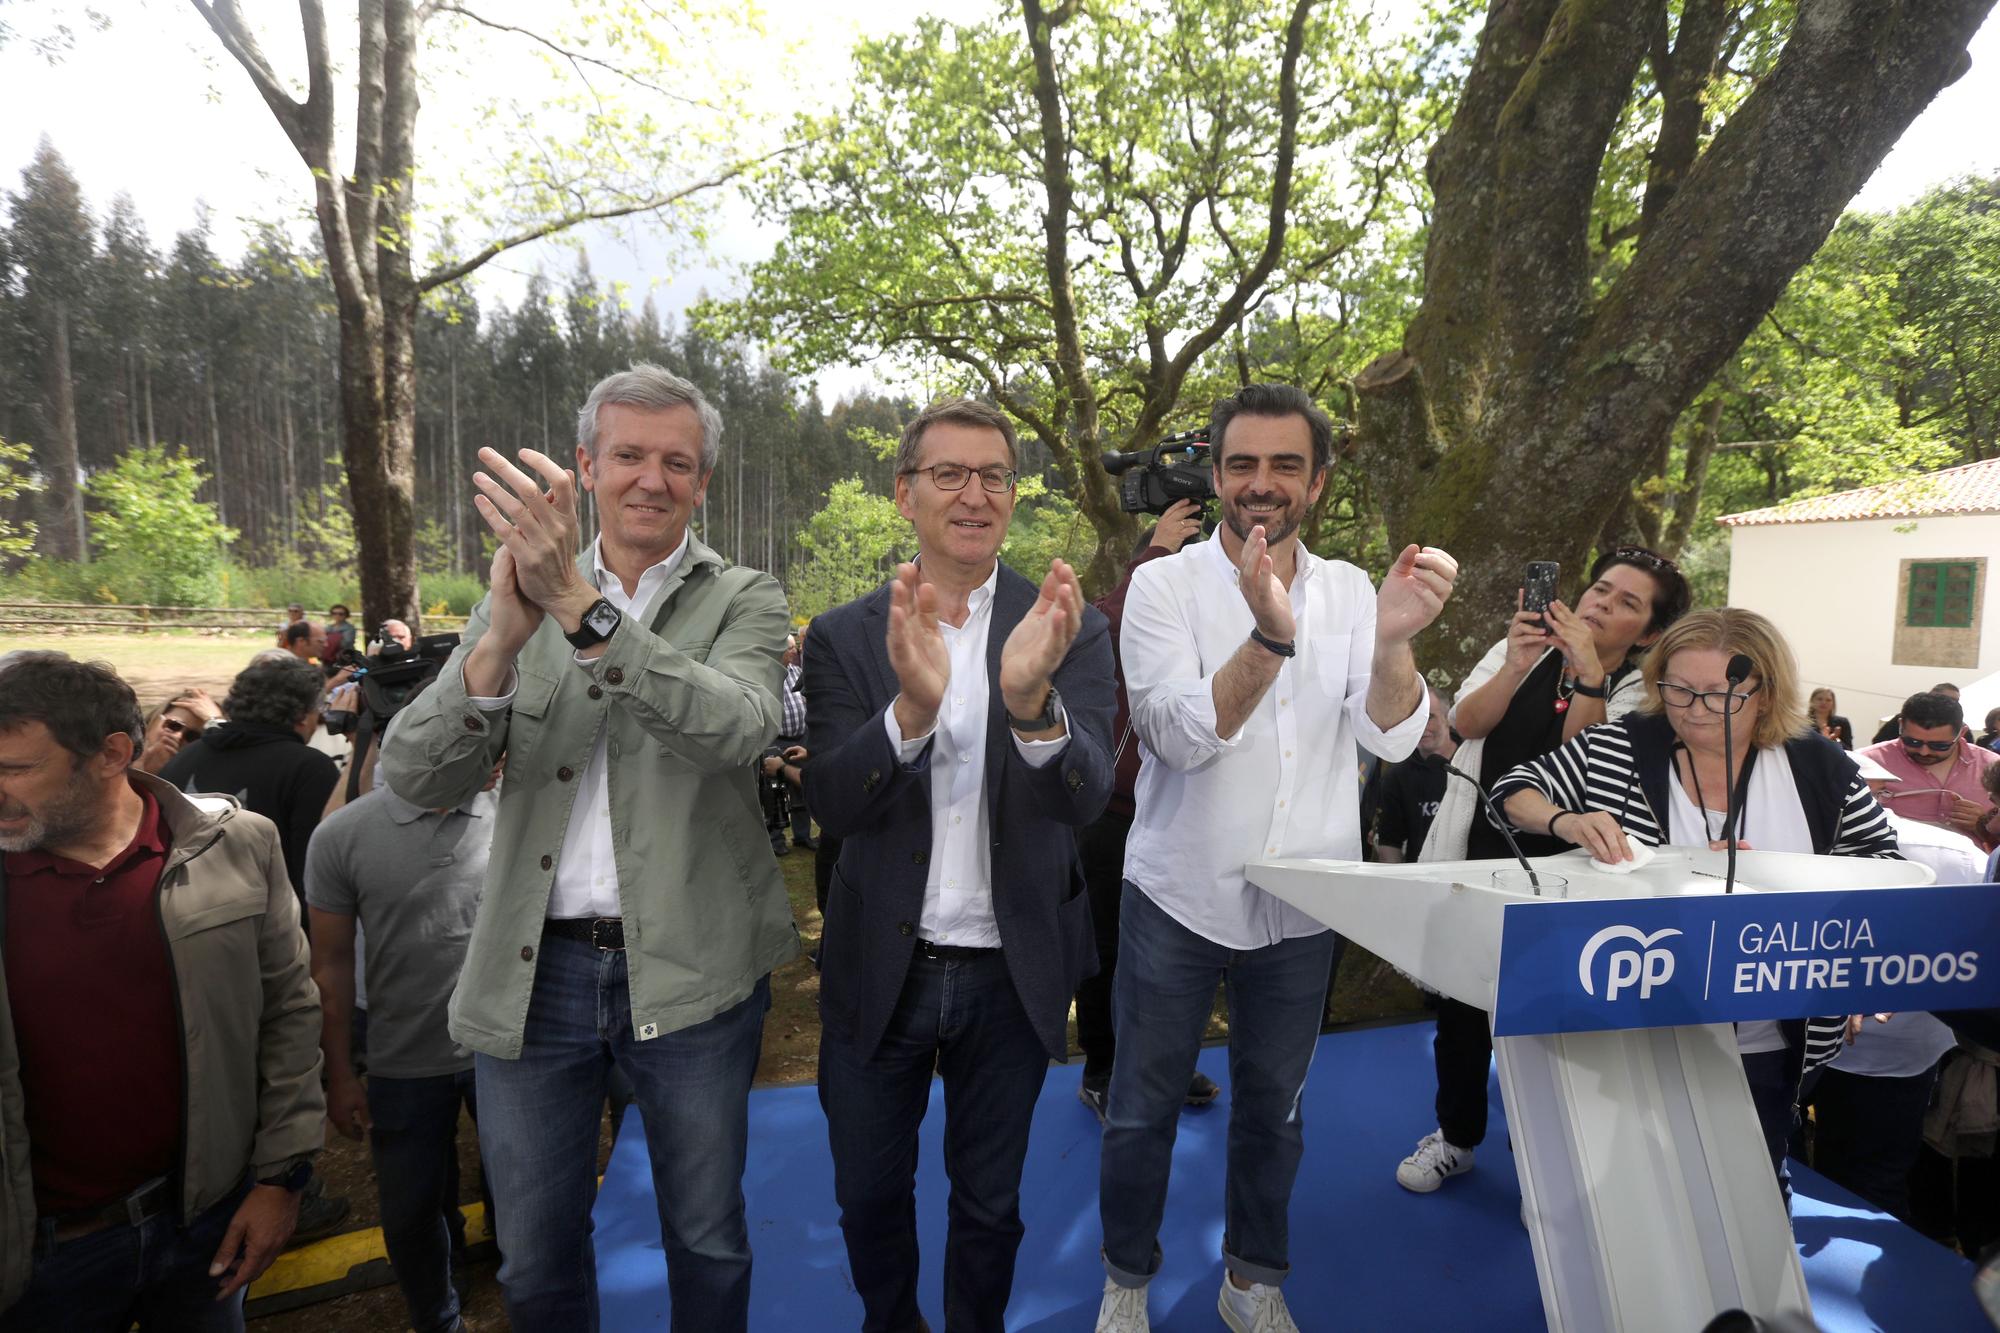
[{"x1": 757, "y1": 742, "x2": 807, "y2": 858}]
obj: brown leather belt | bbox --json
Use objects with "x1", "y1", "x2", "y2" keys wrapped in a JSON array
[
  {"x1": 544, "y1": 916, "x2": 625, "y2": 950},
  {"x1": 47, "y1": 1176, "x2": 172, "y2": 1244}
]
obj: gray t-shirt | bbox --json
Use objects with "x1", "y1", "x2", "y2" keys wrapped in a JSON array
[{"x1": 305, "y1": 786, "x2": 494, "y2": 1078}]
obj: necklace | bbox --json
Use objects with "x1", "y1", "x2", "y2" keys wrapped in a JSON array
[
  {"x1": 1553, "y1": 671, "x2": 1575, "y2": 715},
  {"x1": 1681, "y1": 748, "x2": 1745, "y2": 843}
]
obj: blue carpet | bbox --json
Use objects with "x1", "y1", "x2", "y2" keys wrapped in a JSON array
[{"x1": 592, "y1": 1020, "x2": 1984, "y2": 1331}]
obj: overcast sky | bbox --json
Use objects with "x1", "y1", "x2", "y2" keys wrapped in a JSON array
[{"x1": 3, "y1": 1, "x2": 1996, "y2": 401}]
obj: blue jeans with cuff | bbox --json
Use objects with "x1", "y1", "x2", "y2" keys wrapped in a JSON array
[
  {"x1": 474, "y1": 935, "x2": 769, "y2": 1333},
  {"x1": 1099, "y1": 881, "x2": 1334, "y2": 1290}
]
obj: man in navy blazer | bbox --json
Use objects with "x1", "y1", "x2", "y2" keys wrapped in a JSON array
[{"x1": 803, "y1": 398, "x2": 1115, "y2": 1333}]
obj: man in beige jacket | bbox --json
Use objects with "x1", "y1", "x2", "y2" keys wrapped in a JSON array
[{"x1": 0, "y1": 652, "x2": 324, "y2": 1331}]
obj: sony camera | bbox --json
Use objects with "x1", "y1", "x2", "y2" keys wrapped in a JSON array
[
  {"x1": 322, "y1": 632, "x2": 460, "y2": 738},
  {"x1": 1099, "y1": 431, "x2": 1215, "y2": 516}
]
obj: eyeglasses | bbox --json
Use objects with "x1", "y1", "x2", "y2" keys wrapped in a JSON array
[
  {"x1": 1657, "y1": 681, "x2": 1762, "y2": 715},
  {"x1": 904, "y1": 463, "x2": 1017, "y2": 493},
  {"x1": 1609, "y1": 546, "x2": 1679, "y2": 575},
  {"x1": 1898, "y1": 732, "x2": 1957, "y2": 753},
  {"x1": 158, "y1": 718, "x2": 204, "y2": 741}
]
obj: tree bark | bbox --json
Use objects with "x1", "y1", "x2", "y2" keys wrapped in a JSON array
[
  {"x1": 40, "y1": 300, "x2": 85, "y2": 561},
  {"x1": 1357, "y1": 0, "x2": 1995, "y2": 684}
]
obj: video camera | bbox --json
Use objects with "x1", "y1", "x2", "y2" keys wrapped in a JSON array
[
  {"x1": 323, "y1": 632, "x2": 460, "y2": 738},
  {"x1": 325, "y1": 631, "x2": 460, "y2": 800},
  {"x1": 1099, "y1": 431, "x2": 1215, "y2": 516}
]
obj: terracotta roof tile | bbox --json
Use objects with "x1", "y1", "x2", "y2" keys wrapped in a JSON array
[{"x1": 1717, "y1": 457, "x2": 2000, "y2": 527}]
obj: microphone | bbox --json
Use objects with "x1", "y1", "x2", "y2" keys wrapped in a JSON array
[
  {"x1": 1441, "y1": 761, "x2": 1548, "y2": 894},
  {"x1": 1722, "y1": 652, "x2": 1754, "y2": 895}
]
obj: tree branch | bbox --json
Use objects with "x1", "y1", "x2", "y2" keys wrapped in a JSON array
[
  {"x1": 416, "y1": 151, "x2": 773, "y2": 292},
  {"x1": 432, "y1": 3, "x2": 708, "y2": 107},
  {"x1": 1582, "y1": 0, "x2": 1994, "y2": 464}
]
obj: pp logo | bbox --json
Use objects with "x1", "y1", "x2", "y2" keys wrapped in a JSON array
[{"x1": 1579, "y1": 925, "x2": 1684, "y2": 1002}]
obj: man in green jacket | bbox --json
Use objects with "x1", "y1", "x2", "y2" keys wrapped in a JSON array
[
  {"x1": 381, "y1": 363, "x2": 796, "y2": 1333},
  {"x1": 0, "y1": 652, "x2": 325, "y2": 1331}
]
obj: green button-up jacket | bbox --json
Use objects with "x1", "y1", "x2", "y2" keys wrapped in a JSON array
[{"x1": 380, "y1": 535, "x2": 800, "y2": 1058}]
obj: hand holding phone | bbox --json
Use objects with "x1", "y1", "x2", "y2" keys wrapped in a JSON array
[{"x1": 1522, "y1": 561, "x2": 1560, "y2": 629}]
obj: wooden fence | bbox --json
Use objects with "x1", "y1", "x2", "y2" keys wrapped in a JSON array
[{"x1": 0, "y1": 601, "x2": 471, "y2": 633}]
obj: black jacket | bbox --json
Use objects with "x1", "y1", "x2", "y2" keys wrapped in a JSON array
[
  {"x1": 158, "y1": 722, "x2": 338, "y2": 898},
  {"x1": 801, "y1": 567, "x2": 1117, "y2": 1061}
]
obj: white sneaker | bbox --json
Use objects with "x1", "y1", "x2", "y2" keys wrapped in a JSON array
[
  {"x1": 1395, "y1": 1128, "x2": 1473, "y2": 1193},
  {"x1": 1219, "y1": 1276, "x2": 1300, "y2": 1333},
  {"x1": 1095, "y1": 1276, "x2": 1150, "y2": 1332}
]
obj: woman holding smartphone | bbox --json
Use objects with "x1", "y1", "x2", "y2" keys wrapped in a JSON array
[{"x1": 1393, "y1": 545, "x2": 1691, "y2": 1195}]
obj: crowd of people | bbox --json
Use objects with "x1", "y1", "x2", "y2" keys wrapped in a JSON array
[{"x1": 0, "y1": 363, "x2": 1996, "y2": 1333}]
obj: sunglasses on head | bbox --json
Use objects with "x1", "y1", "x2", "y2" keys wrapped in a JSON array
[
  {"x1": 159, "y1": 717, "x2": 204, "y2": 740},
  {"x1": 1898, "y1": 732, "x2": 1956, "y2": 753},
  {"x1": 1608, "y1": 546, "x2": 1679, "y2": 575}
]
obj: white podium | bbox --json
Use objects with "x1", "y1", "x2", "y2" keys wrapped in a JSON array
[{"x1": 1246, "y1": 847, "x2": 1935, "y2": 1333}]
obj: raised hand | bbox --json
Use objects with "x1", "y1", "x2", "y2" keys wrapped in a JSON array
[
  {"x1": 1236, "y1": 524, "x2": 1294, "y2": 642},
  {"x1": 472, "y1": 446, "x2": 584, "y2": 613},
  {"x1": 885, "y1": 563, "x2": 950, "y2": 737},
  {"x1": 485, "y1": 543, "x2": 547, "y2": 657},
  {"x1": 1503, "y1": 589, "x2": 1551, "y2": 673},
  {"x1": 1000, "y1": 559, "x2": 1084, "y2": 720},
  {"x1": 1542, "y1": 598, "x2": 1599, "y2": 677},
  {"x1": 1377, "y1": 544, "x2": 1458, "y2": 646}
]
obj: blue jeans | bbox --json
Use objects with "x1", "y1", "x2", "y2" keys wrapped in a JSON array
[
  {"x1": 474, "y1": 937, "x2": 770, "y2": 1333},
  {"x1": 0, "y1": 1179, "x2": 250, "y2": 1333},
  {"x1": 819, "y1": 950, "x2": 1051, "y2": 1333},
  {"x1": 368, "y1": 1069, "x2": 479, "y2": 1333},
  {"x1": 1100, "y1": 882, "x2": 1335, "y2": 1288}
]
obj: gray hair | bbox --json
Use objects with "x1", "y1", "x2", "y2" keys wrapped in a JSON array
[
  {"x1": 576, "y1": 363, "x2": 722, "y2": 471},
  {"x1": 894, "y1": 398, "x2": 1018, "y2": 476}
]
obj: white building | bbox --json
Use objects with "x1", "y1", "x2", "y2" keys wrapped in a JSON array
[{"x1": 1719, "y1": 457, "x2": 2000, "y2": 738}]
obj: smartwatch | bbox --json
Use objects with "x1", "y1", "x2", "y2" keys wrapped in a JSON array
[
  {"x1": 259, "y1": 1158, "x2": 313, "y2": 1193},
  {"x1": 1007, "y1": 686, "x2": 1063, "y2": 734},
  {"x1": 564, "y1": 597, "x2": 622, "y2": 650}
]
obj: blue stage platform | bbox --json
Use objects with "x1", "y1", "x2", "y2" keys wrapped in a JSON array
[{"x1": 591, "y1": 1020, "x2": 1984, "y2": 1330}]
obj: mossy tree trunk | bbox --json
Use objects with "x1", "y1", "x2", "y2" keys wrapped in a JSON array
[{"x1": 1356, "y1": 0, "x2": 1994, "y2": 684}]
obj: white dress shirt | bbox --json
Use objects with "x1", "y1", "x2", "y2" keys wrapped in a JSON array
[
  {"x1": 466, "y1": 532, "x2": 687, "y2": 920},
  {"x1": 1120, "y1": 534, "x2": 1427, "y2": 950},
  {"x1": 881, "y1": 564, "x2": 1068, "y2": 947}
]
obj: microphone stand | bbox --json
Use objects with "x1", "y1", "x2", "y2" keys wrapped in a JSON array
[
  {"x1": 1442, "y1": 761, "x2": 1545, "y2": 895},
  {"x1": 1722, "y1": 653, "x2": 1755, "y2": 896}
]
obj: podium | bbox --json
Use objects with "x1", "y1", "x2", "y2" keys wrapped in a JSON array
[{"x1": 1245, "y1": 847, "x2": 1945, "y2": 1333}]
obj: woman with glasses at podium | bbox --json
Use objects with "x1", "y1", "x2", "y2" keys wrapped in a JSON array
[
  {"x1": 1393, "y1": 546, "x2": 1691, "y2": 1195},
  {"x1": 1493, "y1": 607, "x2": 1902, "y2": 1207}
]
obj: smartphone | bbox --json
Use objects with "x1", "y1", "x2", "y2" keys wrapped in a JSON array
[{"x1": 1523, "y1": 561, "x2": 1560, "y2": 626}]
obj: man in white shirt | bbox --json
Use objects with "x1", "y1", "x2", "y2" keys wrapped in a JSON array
[
  {"x1": 1094, "y1": 384, "x2": 1458, "y2": 1333},
  {"x1": 801, "y1": 398, "x2": 1116, "y2": 1333}
]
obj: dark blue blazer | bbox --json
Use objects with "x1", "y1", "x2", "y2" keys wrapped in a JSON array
[{"x1": 801, "y1": 566, "x2": 1116, "y2": 1060}]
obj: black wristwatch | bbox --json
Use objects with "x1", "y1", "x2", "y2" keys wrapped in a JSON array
[
  {"x1": 564, "y1": 597, "x2": 622, "y2": 650},
  {"x1": 1570, "y1": 676, "x2": 1608, "y2": 700},
  {"x1": 1007, "y1": 686, "x2": 1063, "y2": 733},
  {"x1": 259, "y1": 1158, "x2": 313, "y2": 1193}
]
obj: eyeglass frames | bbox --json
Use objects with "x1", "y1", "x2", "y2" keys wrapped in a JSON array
[
  {"x1": 158, "y1": 717, "x2": 205, "y2": 740},
  {"x1": 1657, "y1": 681, "x2": 1762, "y2": 715},
  {"x1": 1898, "y1": 732, "x2": 1957, "y2": 753},
  {"x1": 902, "y1": 463, "x2": 1018, "y2": 493}
]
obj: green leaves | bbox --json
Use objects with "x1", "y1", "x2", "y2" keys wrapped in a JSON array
[{"x1": 84, "y1": 445, "x2": 236, "y2": 606}]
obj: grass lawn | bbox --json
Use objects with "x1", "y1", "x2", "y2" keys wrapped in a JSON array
[{"x1": 0, "y1": 629, "x2": 274, "y2": 705}]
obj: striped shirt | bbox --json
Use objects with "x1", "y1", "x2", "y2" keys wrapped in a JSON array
[{"x1": 1491, "y1": 714, "x2": 1901, "y2": 1072}]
